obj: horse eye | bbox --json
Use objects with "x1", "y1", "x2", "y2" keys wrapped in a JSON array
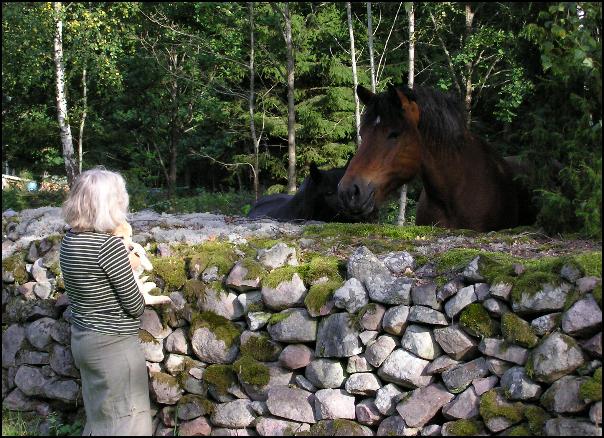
[{"x1": 387, "y1": 131, "x2": 400, "y2": 139}]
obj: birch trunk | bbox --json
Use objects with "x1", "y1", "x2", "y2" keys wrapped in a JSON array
[
  {"x1": 367, "y1": 2, "x2": 376, "y2": 93},
  {"x1": 398, "y1": 2, "x2": 415, "y2": 226},
  {"x1": 249, "y1": 2, "x2": 260, "y2": 201},
  {"x1": 464, "y1": 3, "x2": 475, "y2": 127},
  {"x1": 347, "y1": 2, "x2": 361, "y2": 147},
  {"x1": 52, "y1": 2, "x2": 78, "y2": 186},
  {"x1": 284, "y1": 3, "x2": 296, "y2": 194},
  {"x1": 78, "y1": 67, "x2": 87, "y2": 173}
]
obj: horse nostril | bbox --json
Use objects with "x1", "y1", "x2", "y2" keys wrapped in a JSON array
[{"x1": 352, "y1": 183, "x2": 360, "y2": 199}]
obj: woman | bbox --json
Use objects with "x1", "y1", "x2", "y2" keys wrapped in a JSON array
[{"x1": 59, "y1": 167, "x2": 169, "y2": 435}]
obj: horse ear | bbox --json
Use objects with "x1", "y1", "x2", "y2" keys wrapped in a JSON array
[
  {"x1": 396, "y1": 88, "x2": 420, "y2": 127},
  {"x1": 357, "y1": 85, "x2": 374, "y2": 106},
  {"x1": 309, "y1": 162, "x2": 321, "y2": 182}
]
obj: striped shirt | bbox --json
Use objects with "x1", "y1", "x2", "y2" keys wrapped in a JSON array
[{"x1": 59, "y1": 230, "x2": 145, "y2": 335}]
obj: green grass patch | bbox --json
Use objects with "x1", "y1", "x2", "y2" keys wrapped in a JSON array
[
  {"x1": 501, "y1": 313, "x2": 539, "y2": 348},
  {"x1": 2, "y1": 409, "x2": 42, "y2": 436}
]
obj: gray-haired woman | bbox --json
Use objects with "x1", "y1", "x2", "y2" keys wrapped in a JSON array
[{"x1": 59, "y1": 167, "x2": 169, "y2": 435}]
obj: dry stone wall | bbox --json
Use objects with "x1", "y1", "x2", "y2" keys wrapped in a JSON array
[{"x1": 2, "y1": 207, "x2": 603, "y2": 436}]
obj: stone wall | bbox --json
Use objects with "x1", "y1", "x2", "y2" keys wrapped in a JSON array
[{"x1": 2, "y1": 207, "x2": 602, "y2": 436}]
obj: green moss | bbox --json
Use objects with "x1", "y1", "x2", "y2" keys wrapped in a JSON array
[
  {"x1": 48, "y1": 261, "x2": 62, "y2": 277},
  {"x1": 579, "y1": 367, "x2": 602, "y2": 402},
  {"x1": 247, "y1": 302, "x2": 266, "y2": 313},
  {"x1": 304, "y1": 279, "x2": 342, "y2": 314},
  {"x1": 233, "y1": 354, "x2": 270, "y2": 387},
  {"x1": 479, "y1": 389, "x2": 524, "y2": 423},
  {"x1": 264, "y1": 266, "x2": 302, "y2": 289},
  {"x1": 446, "y1": 419, "x2": 482, "y2": 436},
  {"x1": 150, "y1": 256, "x2": 187, "y2": 290},
  {"x1": 303, "y1": 256, "x2": 344, "y2": 284},
  {"x1": 572, "y1": 251, "x2": 601, "y2": 277},
  {"x1": 501, "y1": 313, "x2": 538, "y2": 348},
  {"x1": 2, "y1": 251, "x2": 29, "y2": 284},
  {"x1": 176, "y1": 394, "x2": 215, "y2": 416},
  {"x1": 202, "y1": 364, "x2": 237, "y2": 395},
  {"x1": 563, "y1": 289, "x2": 585, "y2": 311},
  {"x1": 303, "y1": 223, "x2": 447, "y2": 240},
  {"x1": 190, "y1": 311, "x2": 241, "y2": 347},
  {"x1": 183, "y1": 279, "x2": 207, "y2": 303},
  {"x1": 138, "y1": 329, "x2": 159, "y2": 344},
  {"x1": 507, "y1": 424, "x2": 531, "y2": 436},
  {"x1": 150, "y1": 371, "x2": 181, "y2": 390},
  {"x1": 171, "y1": 241, "x2": 239, "y2": 276},
  {"x1": 524, "y1": 405, "x2": 548, "y2": 436},
  {"x1": 511, "y1": 271, "x2": 561, "y2": 303},
  {"x1": 239, "y1": 258, "x2": 267, "y2": 281},
  {"x1": 459, "y1": 304, "x2": 498, "y2": 338},
  {"x1": 240, "y1": 333, "x2": 281, "y2": 362},
  {"x1": 268, "y1": 311, "x2": 293, "y2": 325},
  {"x1": 593, "y1": 285, "x2": 601, "y2": 308}
]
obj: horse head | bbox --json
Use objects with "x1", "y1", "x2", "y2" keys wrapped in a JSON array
[{"x1": 338, "y1": 84, "x2": 423, "y2": 217}]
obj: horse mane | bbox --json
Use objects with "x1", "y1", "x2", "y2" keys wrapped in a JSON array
[{"x1": 361, "y1": 85, "x2": 468, "y2": 152}]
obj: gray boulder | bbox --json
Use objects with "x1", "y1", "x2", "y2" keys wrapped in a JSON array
[
  {"x1": 333, "y1": 278, "x2": 369, "y2": 313},
  {"x1": 377, "y1": 416, "x2": 420, "y2": 436},
  {"x1": 441, "y1": 357, "x2": 489, "y2": 394},
  {"x1": 544, "y1": 418, "x2": 602, "y2": 436},
  {"x1": 382, "y1": 305, "x2": 410, "y2": 335},
  {"x1": 377, "y1": 349, "x2": 433, "y2": 389},
  {"x1": 257, "y1": 243, "x2": 298, "y2": 270},
  {"x1": 355, "y1": 399, "x2": 382, "y2": 426},
  {"x1": 441, "y1": 386, "x2": 480, "y2": 420},
  {"x1": 530, "y1": 313, "x2": 561, "y2": 336},
  {"x1": 511, "y1": 282, "x2": 572, "y2": 314},
  {"x1": 529, "y1": 331, "x2": 585, "y2": 383},
  {"x1": 266, "y1": 386, "x2": 316, "y2": 423},
  {"x1": 365, "y1": 335, "x2": 397, "y2": 368},
  {"x1": 500, "y1": 366, "x2": 542, "y2": 401},
  {"x1": 305, "y1": 358, "x2": 346, "y2": 389},
  {"x1": 315, "y1": 312, "x2": 362, "y2": 358},
  {"x1": 396, "y1": 383, "x2": 454, "y2": 427},
  {"x1": 433, "y1": 325, "x2": 478, "y2": 361},
  {"x1": 478, "y1": 338, "x2": 528, "y2": 365},
  {"x1": 211, "y1": 399, "x2": 256, "y2": 428},
  {"x1": 25, "y1": 317, "x2": 55, "y2": 351},
  {"x1": 314, "y1": 388, "x2": 356, "y2": 420},
  {"x1": 267, "y1": 309, "x2": 317, "y2": 343},
  {"x1": 401, "y1": 324, "x2": 442, "y2": 360},
  {"x1": 344, "y1": 373, "x2": 381, "y2": 396},
  {"x1": 561, "y1": 294, "x2": 602, "y2": 336},
  {"x1": 190, "y1": 327, "x2": 239, "y2": 364},
  {"x1": 2, "y1": 324, "x2": 27, "y2": 368},
  {"x1": 261, "y1": 273, "x2": 307, "y2": 311},
  {"x1": 375, "y1": 383, "x2": 406, "y2": 416},
  {"x1": 411, "y1": 282, "x2": 440, "y2": 309},
  {"x1": 444, "y1": 285, "x2": 477, "y2": 319},
  {"x1": 408, "y1": 306, "x2": 448, "y2": 326},
  {"x1": 540, "y1": 375, "x2": 589, "y2": 413}
]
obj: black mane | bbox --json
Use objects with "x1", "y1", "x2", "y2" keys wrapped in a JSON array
[{"x1": 361, "y1": 85, "x2": 467, "y2": 151}]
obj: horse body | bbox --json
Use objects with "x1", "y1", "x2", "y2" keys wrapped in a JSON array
[
  {"x1": 338, "y1": 84, "x2": 535, "y2": 231},
  {"x1": 248, "y1": 163, "x2": 362, "y2": 222}
]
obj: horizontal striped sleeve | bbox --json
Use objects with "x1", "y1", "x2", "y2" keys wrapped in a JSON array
[{"x1": 98, "y1": 236, "x2": 145, "y2": 318}]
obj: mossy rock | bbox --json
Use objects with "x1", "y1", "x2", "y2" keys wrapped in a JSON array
[
  {"x1": 150, "y1": 256, "x2": 187, "y2": 290},
  {"x1": 304, "y1": 279, "x2": 341, "y2": 315},
  {"x1": 183, "y1": 279, "x2": 207, "y2": 303},
  {"x1": 524, "y1": 405, "x2": 549, "y2": 435},
  {"x1": 190, "y1": 311, "x2": 241, "y2": 348},
  {"x1": 306, "y1": 419, "x2": 371, "y2": 436},
  {"x1": 176, "y1": 394, "x2": 215, "y2": 416},
  {"x1": 267, "y1": 311, "x2": 293, "y2": 325},
  {"x1": 459, "y1": 303, "x2": 499, "y2": 338},
  {"x1": 446, "y1": 419, "x2": 485, "y2": 436},
  {"x1": 232, "y1": 354, "x2": 270, "y2": 387},
  {"x1": 238, "y1": 258, "x2": 267, "y2": 281},
  {"x1": 138, "y1": 329, "x2": 160, "y2": 345},
  {"x1": 202, "y1": 364, "x2": 237, "y2": 396},
  {"x1": 302, "y1": 255, "x2": 344, "y2": 284},
  {"x1": 592, "y1": 284, "x2": 601, "y2": 308},
  {"x1": 2, "y1": 251, "x2": 29, "y2": 284},
  {"x1": 506, "y1": 424, "x2": 531, "y2": 436},
  {"x1": 184, "y1": 241, "x2": 239, "y2": 276},
  {"x1": 501, "y1": 312, "x2": 539, "y2": 348},
  {"x1": 579, "y1": 367, "x2": 602, "y2": 402},
  {"x1": 479, "y1": 389, "x2": 524, "y2": 424},
  {"x1": 264, "y1": 266, "x2": 302, "y2": 289},
  {"x1": 240, "y1": 333, "x2": 281, "y2": 362}
]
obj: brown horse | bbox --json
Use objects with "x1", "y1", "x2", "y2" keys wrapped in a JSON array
[{"x1": 338, "y1": 84, "x2": 536, "y2": 231}]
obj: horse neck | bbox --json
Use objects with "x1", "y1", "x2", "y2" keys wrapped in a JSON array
[
  {"x1": 419, "y1": 133, "x2": 479, "y2": 204},
  {"x1": 284, "y1": 185, "x2": 315, "y2": 218}
]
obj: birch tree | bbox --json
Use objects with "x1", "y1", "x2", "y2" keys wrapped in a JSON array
[
  {"x1": 248, "y1": 2, "x2": 260, "y2": 200},
  {"x1": 367, "y1": 2, "x2": 376, "y2": 93},
  {"x1": 398, "y1": 2, "x2": 415, "y2": 226},
  {"x1": 52, "y1": 2, "x2": 78, "y2": 186},
  {"x1": 347, "y1": 2, "x2": 361, "y2": 147}
]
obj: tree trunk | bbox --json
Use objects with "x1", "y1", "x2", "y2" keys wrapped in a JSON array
[
  {"x1": 168, "y1": 76, "x2": 179, "y2": 197},
  {"x1": 249, "y1": 2, "x2": 260, "y2": 201},
  {"x1": 367, "y1": 2, "x2": 376, "y2": 93},
  {"x1": 52, "y1": 2, "x2": 78, "y2": 186},
  {"x1": 347, "y1": 2, "x2": 361, "y2": 147},
  {"x1": 398, "y1": 2, "x2": 415, "y2": 226},
  {"x1": 78, "y1": 67, "x2": 87, "y2": 173},
  {"x1": 284, "y1": 3, "x2": 296, "y2": 194},
  {"x1": 464, "y1": 3, "x2": 475, "y2": 127}
]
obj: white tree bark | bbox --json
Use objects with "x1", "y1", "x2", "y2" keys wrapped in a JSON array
[
  {"x1": 347, "y1": 2, "x2": 361, "y2": 147},
  {"x1": 464, "y1": 3, "x2": 475, "y2": 127},
  {"x1": 78, "y1": 67, "x2": 87, "y2": 173},
  {"x1": 398, "y1": 2, "x2": 415, "y2": 226},
  {"x1": 284, "y1": 3, "x2": 296, "y2": 194},
  {"x1": 249, "y1": 2, "x2": 260, "y2": 201},
  {"x1": 52, "y1": 2, "x2": 78, "y2": 185},
  {"x1": 367, "y1": 2, "x2": 376, "y2": 93}
]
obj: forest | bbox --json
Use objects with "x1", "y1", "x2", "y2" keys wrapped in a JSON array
[{"x1": 2, "y1": 2, "x2": 601, "y2": 237}]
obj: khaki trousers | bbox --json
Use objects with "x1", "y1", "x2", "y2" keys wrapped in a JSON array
[{"x1": 71, "y1": 324, "x2": 152, "y2": 436}]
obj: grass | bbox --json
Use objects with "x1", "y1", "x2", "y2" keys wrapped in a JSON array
[{"x1": 2, "y1": 409, "x2": 42, "y2": 436}]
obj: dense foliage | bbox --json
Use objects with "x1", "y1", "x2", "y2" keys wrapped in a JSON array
[{"x1": 2, "y1": 2, "x2": 601, "y2": 236}]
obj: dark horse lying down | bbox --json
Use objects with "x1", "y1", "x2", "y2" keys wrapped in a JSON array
[
  {"x1": 338, "y1": 83, "x2": 536, "y2": 231},
  {"x1": 248, "y1": 162, "x2": 365, "y2": 222}
]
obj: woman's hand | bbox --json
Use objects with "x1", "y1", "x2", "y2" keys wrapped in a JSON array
[{"x1": 137, "y1": 279, "x2": 173, "y2": 306}]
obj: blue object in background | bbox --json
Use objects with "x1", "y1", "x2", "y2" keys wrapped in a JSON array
[{"x1": 26, "y1": 181, "x2": 38, "y2": 192}]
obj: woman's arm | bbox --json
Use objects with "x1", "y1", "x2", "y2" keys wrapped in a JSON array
[{"x1": 98, "y1": 236, "x2": 146, "y2": 318}]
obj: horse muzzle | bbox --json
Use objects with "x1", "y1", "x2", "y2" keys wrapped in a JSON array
[{"x1": 338, "y1": 178, "x2": 376, "y2": 217}]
